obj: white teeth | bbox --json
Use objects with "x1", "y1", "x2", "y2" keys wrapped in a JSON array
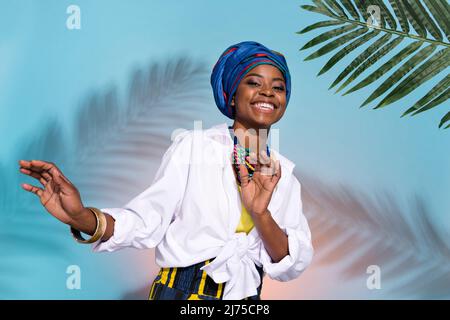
[{"x1": 254, "y1": 102, "x2": 274, "y2": 110}]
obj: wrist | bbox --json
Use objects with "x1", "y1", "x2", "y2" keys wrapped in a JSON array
[
  {"x1": 69, "y1": 207, "x2": 96, "y2": 233},
  {"x1": 70, "y1": 207, "x2": 107, "y2": 243},
  {"x1": 250, "y1": 208, "x2": 271, "y2": 219},
  {"x1": 70, "y1": 206, "x2": 88, "y2": 221}
]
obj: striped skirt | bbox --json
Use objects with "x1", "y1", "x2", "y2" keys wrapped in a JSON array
[{"x1": 149, "y1": 259, "x2": 264, "y2": 300}]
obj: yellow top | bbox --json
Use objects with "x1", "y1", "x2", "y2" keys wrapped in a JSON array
[{"x1": 235, "y1": 185, "x2": 254, "y2": 234}]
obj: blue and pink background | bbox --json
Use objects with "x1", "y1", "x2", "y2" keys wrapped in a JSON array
[{"x1": 1, "y1": 0, "x2": 449, "y2": 299}]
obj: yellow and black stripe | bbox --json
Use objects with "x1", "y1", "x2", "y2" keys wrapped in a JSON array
[{"x1": 149, "y1": 259, "x2": 263, "y2": 300}]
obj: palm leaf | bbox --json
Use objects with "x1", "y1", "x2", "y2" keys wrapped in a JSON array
[
  {"x1": 69, "y1": 57, "x2": 209, "y2": 204},
  {"x1": 360, "y1": 44, "x2": 437, "y2": 107},
  {"x1": 323, "y1": 0, "x2": 348, "y2": 17},
  {"x1": 330, "y1": 32, "x2": 392, "y2": 89},
  {"x1": 297, "y1": 20, "x2": 345, "y2": 34},
  {"x1": 388, "y1": 0, "x2": 409, "y2": 33},
  {"x1": 439, "y1": 111, "x2": 450, "y2": 128},
  {"x1": 318, "y1": 29, "x2": 380, "y2": 75},
  {"x1": 411, "y1": 88, "x2": 450, "y2": 117},
  {"x1": 299, "y1": 0, "x2": 450, "y2": 129},
  {"x1": 422, "y1": 0, "x2": 450, "y2": 41},
  {"x1": 340, "y1": 0, "x2": 360, "y2": 20},
  {"x1": 300, "y1": 24, "x2": 358, "y2": 51},
  {"x1": 402, "y1": 74, "x2": 450, "y2": 117},
  {"x1": 301, "y1": 4, "x2": 337, "y2": 18},
  {"x1": 336, "y1": 35, "x2": 405, "y2": 93},
  {"x1": 299, "y1": 171, "x2": 450, "y2": 298},
  {"x1": 343, "y1": 41, "x2": 423, "y2": 95},
  {"x1": 410, "y1": 0, "x2": 442, "y2": 40},
  {"x1": 9, "y1": 120, "x2": 68, "y2": 211},
  {"x1": 374, "y1": 48, "x2": 449, "y2": 109},
  {"x1": 305, "y1": 27, "x2": 369, "y2": 60},
  {"x1": 374, "y1": 0, "x2": 396, "y2": 29},
  {"x1": 2, "y1": 56, "x2": 209, "y2": 298},
  {"x1": 401, "y1": 0, "x2": 427, "y2": 37}
]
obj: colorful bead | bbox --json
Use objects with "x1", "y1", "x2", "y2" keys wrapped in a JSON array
[{"x1": 232, "y1": 135, "x2": 270, "y2": 186}]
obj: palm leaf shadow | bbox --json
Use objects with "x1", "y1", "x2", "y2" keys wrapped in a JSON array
[
  {"x1": 3, "y1": 121, "x2": 67, "y2": 213},
  {"x1": 299, "y1": 171, "x2": 450, "y2": 298},
  {"x1": 298, "y1": 0, "x2": 450, "y2": 129},
  {"x1": 1, "y1": 56, "x2": 210, "y2": 297},
  {"x1": 67, "y1": 57, "x2": 210, "y2": 204}
]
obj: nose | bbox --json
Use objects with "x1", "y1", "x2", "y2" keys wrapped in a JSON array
[{"x1": 258, "y1": 85, "x2": 274, "y2": 97}]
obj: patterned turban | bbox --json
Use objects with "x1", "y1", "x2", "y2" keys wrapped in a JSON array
[{"x1": 210, "y1": 41, "x2": 291, "y2": 119}]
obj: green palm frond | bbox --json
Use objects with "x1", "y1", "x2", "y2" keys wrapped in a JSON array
[{"x1": 298, "y1": 0, "x2": 450, "y2": 129}]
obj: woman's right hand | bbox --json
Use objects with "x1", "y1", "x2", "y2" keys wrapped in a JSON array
[{"x1": 19, "y1": 160, "x2": 86, "y2": 225}]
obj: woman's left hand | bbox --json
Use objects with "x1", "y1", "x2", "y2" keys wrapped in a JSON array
[{"x1": 239, "y1": 150, "x2": 281, "y2": 217}]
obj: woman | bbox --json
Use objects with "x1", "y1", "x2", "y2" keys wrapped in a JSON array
[{"x1": 18, "y1": 41, "x2": 313, "y2": 300}]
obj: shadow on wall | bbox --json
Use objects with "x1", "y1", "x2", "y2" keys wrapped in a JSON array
[
  {"x1": 120, "y1": 172, "x2": 450, "y2": 299},
  {"x1": 1, "y1": 56, "x2": 211, "y2": 299},
  {"x1": 3, "y1": 53, "x2": 449, "y2": 299}
]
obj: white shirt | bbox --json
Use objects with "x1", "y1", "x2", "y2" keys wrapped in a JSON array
[{"x1": 92, "y1": 122, "x2": 314, "y2": 300}]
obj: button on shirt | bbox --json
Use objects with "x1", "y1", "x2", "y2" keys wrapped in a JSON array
[{"x1": 92, "y1": 122, "x2": 314, "y2": 300}]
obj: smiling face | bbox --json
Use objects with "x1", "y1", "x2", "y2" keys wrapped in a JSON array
[{"x1": 231, "y1": 64, "x2": 287, "y2": 129}]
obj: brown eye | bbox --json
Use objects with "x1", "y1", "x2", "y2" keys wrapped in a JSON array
[{"x1": 273, "y1": 86, "x2": 285, "y2": 91}]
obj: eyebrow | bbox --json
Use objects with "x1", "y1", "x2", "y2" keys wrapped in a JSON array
[{"x1": 244, "y1": 73, "x2": 285, "y2": 82}]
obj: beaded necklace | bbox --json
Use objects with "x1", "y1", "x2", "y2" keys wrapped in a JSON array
[{"x1": 231, "y1": 131, "x2": 270, "y2": 186}]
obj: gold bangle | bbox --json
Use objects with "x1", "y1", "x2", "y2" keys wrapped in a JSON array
[{"x1": 70, "y1": 207, "x2": 107, "y2": 244}]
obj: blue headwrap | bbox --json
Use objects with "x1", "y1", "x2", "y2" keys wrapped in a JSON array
[{"x1": 211, "y1": 41, "x2": 291, "y2": 119}]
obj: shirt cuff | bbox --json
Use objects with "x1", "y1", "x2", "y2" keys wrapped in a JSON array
[
  {"x1": 91, "y1": 207, "x2": 143, "y2": 252},
  {"x1": 259, "y1": 226, "x2": 314, "y2": 282}
]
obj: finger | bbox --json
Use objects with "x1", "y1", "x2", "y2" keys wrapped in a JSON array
[
  {"x1": 29, "y1": 160, "x2": 64, "y2": 179},
  {"x1": 260, "y1": 165, "x2": 274, "y2": 176},
  {"x1": 248, "y1": 152, "x2": 258, "y2": 165},
  {"x1": 19, "y1": 167, "x2": 49, "y2": 182},
  {"x1": 259, "y1": 149, "x2": 271, "y2": 165},
  {"x1": 39, "y1": 176, "x2": 48, "y2": 187},
  {"x1": 20, "y1": 168, "x2": 49, "y2": 187},
  {"x1": 271, "y1": 158, "x2": 277, "y2": 173},
  {"x1": 266, "y1": 158, "x2": 280, "y2": 176},
  {"x1": 21, "y1": 161, "x2": 67, "y2": 192},
  {"x1": 272, "y1": 160, "x2": 281, "y2": 182},
  {"x1": 42, "y1": 172, "x2": 52, "y2": 181},
  {"x1": 29, "y1": 160, "x2": 70, "y2": 187},
  {"x1": 259, "y1": 156, "x2": 274, "y2": 175},
  {"x1": 28, "y1": 159, "x2": 55, "y2": 173},
  {"x1": 253, "y1": 162, "x2": 262, "y2": 173},
  {"x1": 21, "y1": 183, "x2": 43, "y2": 197},
  {"x1": 19, "y1": 167, "x2": 35, "y2": 176},
  {"x1": 18, "y1": 160, "x2": 32, "y2": 168},
  {"x1": 44, "y1": 176, "x2": 56, "y2": 194},
  {"x1": 238, "y1": 163, "x2": 250, "y2": 186},
  {"x1": 276, "y1": 160, "x2": 281, "y2": 175}
]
